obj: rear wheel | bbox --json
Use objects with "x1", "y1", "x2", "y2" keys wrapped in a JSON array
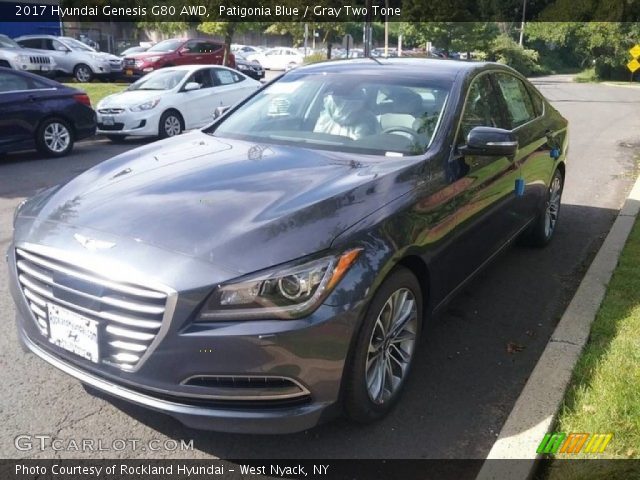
[
  {"x1": 520, "y1": 169, "x2": 564, "y2": 247},
  {"x1": 36, "y1": 118, "x2": 74, "y2": 157},
  {"x1": 344, "y1": 267, "x2": 422, "y2": 423}
]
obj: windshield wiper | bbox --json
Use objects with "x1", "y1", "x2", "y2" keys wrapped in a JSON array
[{"x1": 268, "y1": 134, "x2": 344, "y2": 146}]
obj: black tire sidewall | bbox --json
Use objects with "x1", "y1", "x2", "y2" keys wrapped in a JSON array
[
  {"x1": 344, "y1": 266, "x2": 423, "y2": 423},
  {"x1": 36, "y1": 118, "x2": 74, "y2": 157}
]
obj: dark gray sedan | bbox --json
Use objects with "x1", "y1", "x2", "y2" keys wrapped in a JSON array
[{"x1": 9, "y1": 58, "x2": 568, "y2": 433}]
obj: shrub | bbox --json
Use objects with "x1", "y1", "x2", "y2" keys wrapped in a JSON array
[{"x1": 488, "y1": 34, "x2": 543, "y2": 77}]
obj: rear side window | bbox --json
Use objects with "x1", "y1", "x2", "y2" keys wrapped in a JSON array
[
  {"x1": 17, "y1": 38, "x2": 42, "y2": 49},
  {"x1": 0, "y1": 71, "x2": 32, "y2": 92},
  {"x1": 527, "y1": 85, "x2": 545, "y2": 117},
  {"x1": 494, "y1": 73, "x2": 536, "y2": 128},
  {"x1": 213, "y1": 68, "x2": 243, "y2": 85}
]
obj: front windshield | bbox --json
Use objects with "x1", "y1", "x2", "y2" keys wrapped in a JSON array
[
  {"x1": 127, "y1": 69, "x2": 186, "y2": 91},
  {"x1": 211, "y1": 72, "x2": 451, "y2": 156},
  {"x1": 0, "y1": 35, "x2": 20, "y2": 49},
  {"x1": 61, "y1": 37, "x2": 95, "y2": 52},
  {"x1": 147, "y1": 39, "x2": 182, "y2": 53}
]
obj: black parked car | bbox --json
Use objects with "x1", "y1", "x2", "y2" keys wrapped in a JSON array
[
  {"x1": 234, "y1": 54, "x2": 265, "y2": 80},
  {"x1": 0, "y1": 67, "x2": 96, "y2": 157},
  {"x1": 10, "y1": 59, "x2": 567, "y2": 433}
]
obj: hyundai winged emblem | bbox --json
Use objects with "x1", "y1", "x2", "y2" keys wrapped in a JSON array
[{"x1": 73, "y1": 233, "x2": 116, "y2": 251}]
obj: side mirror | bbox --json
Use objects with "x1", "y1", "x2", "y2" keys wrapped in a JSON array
[
  {"x1": 212, "y1": 105, "x2": 230, "y2": 120},
  {"x1": 459, "y1": 126, "x2": 518, "y2": 157},
  {"x1": 178, "y1": 47, "x2": 190, "y2": 55},
  {"x1": 184, "y1": 82, "x2": 201, "y2": 91}
]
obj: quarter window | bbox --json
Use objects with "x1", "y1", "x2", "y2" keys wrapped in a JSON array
[{"x1": 494, "y1": 73, "x2": 536, "y2": 128}]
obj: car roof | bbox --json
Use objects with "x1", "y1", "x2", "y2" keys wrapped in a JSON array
[
  {"x1": 150, "y1": 64, "x2": 237, "y2": 73},
  {"x1": 294, "y1": 57, "x2": 510, "y2": 81}
]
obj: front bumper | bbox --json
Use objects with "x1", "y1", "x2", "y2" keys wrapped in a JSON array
[
  {"x1": 96, "y1": 109, "x2": 161, "y2": 137},
  {"x1": 8, "y1": 237, "x2": 362, "y2": 433}
]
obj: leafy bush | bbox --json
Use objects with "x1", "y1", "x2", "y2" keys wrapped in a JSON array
[
  {"x1": 488, "y1": 34, "x2": 543, "y2": 77},
  {"x1": 574, "y1": 67, "x2": 599, "y2": 83}
]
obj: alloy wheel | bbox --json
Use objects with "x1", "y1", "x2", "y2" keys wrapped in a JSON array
[
  {"x1": 365, "y1": 287, "x2": 418, "y2": 404},
  {"x1": 75, "y1": 66, "x2": 91, "y2": 82},
  {"x1": 544, "y1": 175, "x2": 562, "y2": 238},
  {"x1": 43, "y1": 122, "x2": 71, "y2": 153}
]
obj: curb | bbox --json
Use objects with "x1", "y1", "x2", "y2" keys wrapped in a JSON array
[{"x1": 476, "y1": 174, "x2": 640, "y2": 480}]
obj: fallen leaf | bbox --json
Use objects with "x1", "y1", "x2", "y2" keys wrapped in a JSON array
[{"x1": 506, "y1": 342, "x2": 525, "y2": 354}]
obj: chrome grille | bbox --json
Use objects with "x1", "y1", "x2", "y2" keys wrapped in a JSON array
[
  {"x1": 29, "y1": 56, "x2": 51, "y2": 64},
  {"x1": 15, "y1": 247, "x2": 168, "y2": 371},
  {"x1": 98, "y1": 108, "x2": 125, "y2": 114}
]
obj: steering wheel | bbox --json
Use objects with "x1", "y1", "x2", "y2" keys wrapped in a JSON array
[{"x1": 381, "y1": 126, "x2": 421, "y2": 143}]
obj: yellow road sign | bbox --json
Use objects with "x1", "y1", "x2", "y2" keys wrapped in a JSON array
[
  {"x1": 628, "y1": 58, "x2": 640, "y2": 73},
  {"x1": 630, "y1": 44, "x2": 640, "y2": 59}
]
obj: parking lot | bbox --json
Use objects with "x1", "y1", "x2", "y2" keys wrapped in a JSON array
[{"x1": 1, "y1": 76, "x2": 639, "y2": 460}]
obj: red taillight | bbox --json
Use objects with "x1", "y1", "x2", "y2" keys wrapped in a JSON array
[{"x1": 73, "y1": 93, "x2": 91, "y2": 107}]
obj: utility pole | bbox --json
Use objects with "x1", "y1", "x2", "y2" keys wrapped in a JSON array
[
  {"x1": 519, "y1": 0, "x2": 527, "y2": 46},
  {"x1": 384, "y1": 0, "x2": 389, "y2": 57}
]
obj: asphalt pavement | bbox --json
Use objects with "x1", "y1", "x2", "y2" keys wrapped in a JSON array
[{"x1": 1, "y1": 76, "x2": 639, "y2": 460}]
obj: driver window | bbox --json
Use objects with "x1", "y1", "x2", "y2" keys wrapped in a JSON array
[
  {"x1": 187, "y1": 69, "x2": 214, "y2": 89},
  {"x1": 459, "y1": 74, "x2": 507, "y2": 142}
]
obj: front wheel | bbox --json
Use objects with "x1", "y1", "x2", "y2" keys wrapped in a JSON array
[
  {"x1": 158, "y1": 110, "x2": 183, "y2": 139},
  {"x1": 73, "y1": 64, "x2": 93, "y2": 82},
  {"x1": 520, "y1": 169, "x2": 564, "y2": 247},
  {"x1": 36, "y1": 118, "x2": 74, "y2": 157},
  {"x1": 343, "y1": 267, "x2": 422, "y2": 423}
]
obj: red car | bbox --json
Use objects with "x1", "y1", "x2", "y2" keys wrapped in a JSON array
[{"x1": 123, "y1": 38, "x2": 234, "y2": 79}]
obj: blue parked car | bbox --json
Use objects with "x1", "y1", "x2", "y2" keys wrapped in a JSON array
[{"x1": 0, "y1": 67, "x2": 96, "y2": 157}]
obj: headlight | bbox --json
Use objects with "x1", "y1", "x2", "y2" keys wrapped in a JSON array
[
  {"x1": 237, "y1": 64, "x2": 248, "y2": 70},
  {"x1": 130, "y1": 98, "x2": 160, "y2": 112},
  {"x1": 17, "y1": 54, "x2": 29, "y2": 63},
  {"x1": 199, "y1": 249, "x2": 362, "y2": 321}
]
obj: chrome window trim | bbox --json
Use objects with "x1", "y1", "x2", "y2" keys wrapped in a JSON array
[{"x1": 0, "y1": 88, "x2": 58, "y2": 95}]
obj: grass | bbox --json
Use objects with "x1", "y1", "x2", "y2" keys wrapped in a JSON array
[
  {"x1": 541, "y1": 216, "x2": 640, "y2": 479},
  {"x1": 63, "y1": 82, "x2": 128, "y2": 106},
  {"x1": 574, "y1": 67, "x2": 599, "y2": 83}
]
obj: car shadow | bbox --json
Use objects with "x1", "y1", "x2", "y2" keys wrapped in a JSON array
[{"x1": 86, "y1": 202, "x2": 621, "y2": 460}]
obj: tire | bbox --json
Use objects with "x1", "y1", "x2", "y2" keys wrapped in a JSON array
[
  {"x1": 343, "y1": 266, "x2": 423, "y2": 423},
  {"x1": 35, "y1": 118, "x2": 74, "y2": 157},
  {"x1": 73, "y1": 64, "x2": 93, "y2": 83},
  {"x1": 158, "y1": 110, "x2": 183, "y2": 139},
  {"x1": 520, "y1": 169, "x2": 564, "y2": 247},
  {"x1": 106, "y1": 134, "x2": 127, "y2": 143}
]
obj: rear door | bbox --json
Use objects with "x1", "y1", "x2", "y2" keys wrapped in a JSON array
[
  {"x1": 0, "y1": 70, "x2": 48, "y2": 150},
  {"x1": 211, "y1": 68, "x2": 256, "y2": 107}
]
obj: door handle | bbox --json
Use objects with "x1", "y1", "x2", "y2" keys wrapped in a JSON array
[{"x1": 27, "y1": 95, "x2": 36, "y2": 102}]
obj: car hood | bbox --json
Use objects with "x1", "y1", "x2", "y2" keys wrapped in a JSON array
[
  {"x1": 19, "y1": 132, "x2": 420, "y2": 274},
  {"x1": 98, "y1": 90, "x2": 167, "y2": 109}
]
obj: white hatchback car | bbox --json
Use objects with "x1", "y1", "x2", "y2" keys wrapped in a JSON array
[
  {"x1": 96, "y1": 65, "x2": 261, "y2": 141},
  {"x1": 246, "y1": 47, "x2": 304, "y2": 70}
]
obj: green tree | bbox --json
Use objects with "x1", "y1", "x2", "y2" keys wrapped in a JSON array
[{"x1": 400, "y1": 22, "x2": 499, "y2": 56}]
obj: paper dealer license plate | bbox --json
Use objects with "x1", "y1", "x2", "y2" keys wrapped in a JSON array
[{"x1": 48, "y1": 304, "x2": 99, "y2": 363}]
